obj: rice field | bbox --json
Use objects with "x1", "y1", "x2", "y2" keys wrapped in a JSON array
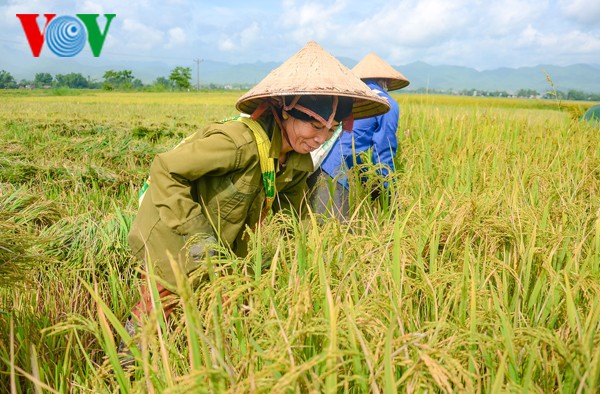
[{"x1": 0, "y1": 90, "x2": 599, "y2": 393}]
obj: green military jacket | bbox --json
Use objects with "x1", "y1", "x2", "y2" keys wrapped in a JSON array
[{"x1": 128, "y1": 116, "x2": 313, "y2": 285}]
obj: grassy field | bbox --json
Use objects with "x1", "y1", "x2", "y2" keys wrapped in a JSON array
[{"x1": 0, "y1": 90, "x2": 598, "y2": 393}]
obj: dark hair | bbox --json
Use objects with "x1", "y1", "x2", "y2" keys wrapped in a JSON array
[{"x1": 286, "y1": 95, "x2": 353, "y2": 123}]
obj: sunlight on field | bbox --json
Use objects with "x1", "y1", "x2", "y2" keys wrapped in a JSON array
[
  {"x1": 0, "y1": 90, "x2": 242, "y2": 126},
  {"x1": 0, "y1": 91, "x2": 598, "y2": 393}
]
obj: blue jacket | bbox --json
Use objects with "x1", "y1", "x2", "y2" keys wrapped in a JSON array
[{"x1": 320, "y1": 80, "x2": 399, "y2": 188}]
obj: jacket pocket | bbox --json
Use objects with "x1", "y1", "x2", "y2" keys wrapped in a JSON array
[{"x1": 199, "y1": 175, "x2": 259, "y2": 225}]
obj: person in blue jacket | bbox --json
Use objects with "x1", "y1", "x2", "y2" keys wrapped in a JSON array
[{"x1": 308, "y1": 52, "x2": 410, "y2": 220}]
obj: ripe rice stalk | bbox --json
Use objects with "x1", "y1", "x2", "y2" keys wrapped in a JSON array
[{"x1": 1, "y1": 92, "x2": 599, "y2": 392}]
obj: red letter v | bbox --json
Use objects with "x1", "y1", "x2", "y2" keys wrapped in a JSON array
[{"x1": 16, "y1": 14, "x2": 57, "y2": 57}]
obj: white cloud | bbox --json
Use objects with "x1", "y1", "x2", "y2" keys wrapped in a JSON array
[
  {"x1": 484, "y1": 0, "x2": 548, "y2": 36},
  {"x1": 561, "y1": 30, "x2": 600, "y2": 52},
  {"x1": 216, "y1": 21, "x2": 261, "y2": 53},
  {"x1": 166, "y1": 27, "x2": 185, "y2": 47},
  {"x1": 278, "y1": 0, "x2": 347, "y2": 43},
  {"x1": 1, "y1": 0, "x2": 599, "y2": 73},
  {"x1": 240, "y1": 22, "x2": 260, "y2": 46},
  {"x1": 517, "y1": 24, "x2": 545, "y2": 46},
  {"x1": 80, "y1": 1, "x2": 104, "y2": 14},
  {"x1": 295, "y1": 1, "x2": 345, "y2": 27},
  {"x1": 121, "y1": 18, "x2": 163, "y2": 50},
  {"x1": 559, "y1": 0, "x2": 600, "y2": 25},
  {"x1": 338, "y1": 0, "x2": 469, "y2": 51},
  {"x1": 518, "y1": 25, "x2": 600, "y2": 54},
  {"x1": 218, "y1": 37, "x2": 235, "y2": 51}
]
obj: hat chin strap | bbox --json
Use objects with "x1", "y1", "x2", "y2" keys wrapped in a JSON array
[
  {"x1": 250, "y1": 100, "x2": 271, "y2": 120},
  {"x1": 282, "y1": 95, "x2": 338, "y2": 129},
  {"x1": 341, "y1": 113, "x2": 354, "y2": 132},
  {"x1": 250, "y1": 95, "x2": 353, "y2": 140},
  {"x1": 250, "y1": 98, "x2": 287, "y2": 144}
]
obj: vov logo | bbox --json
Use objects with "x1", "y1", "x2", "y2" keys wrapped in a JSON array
[{"x1": 16, "y1": 14, "x2": 116, "y2": 57}]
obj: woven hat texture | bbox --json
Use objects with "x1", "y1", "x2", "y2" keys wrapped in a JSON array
[
  {"x1": 352, "y1": 52, "x2": 410, "y2": 91},
  {"x1": 236, "y1": 41, "x2": 390, "y2": 120}
]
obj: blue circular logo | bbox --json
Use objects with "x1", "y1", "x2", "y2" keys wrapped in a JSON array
[{"x1": 45, "y1": 16, "x2": 86, "y2": 57}]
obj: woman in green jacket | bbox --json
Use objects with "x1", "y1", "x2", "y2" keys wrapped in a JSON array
[{"x1": 121, "y1": 41, "x2": 390, "y2": 348}]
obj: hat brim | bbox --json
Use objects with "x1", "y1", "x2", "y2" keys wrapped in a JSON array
[
  {"x1": 352, "y1": 52, "x2": 410, "y2": 91},
  {"x1": 236, "y1": 42, "x2": 391, "y2": 120},
  {"x1": 237, "y1": 91, "x2": 390, "y2": 120}
]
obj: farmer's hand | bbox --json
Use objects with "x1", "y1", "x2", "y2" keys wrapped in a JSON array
[{"x1": 187, "y1": 234, "x2": 217, "y2": 261}]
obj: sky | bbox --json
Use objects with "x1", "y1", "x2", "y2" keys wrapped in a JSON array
[{"x1": 1, "y1": 0, "x2": 599, "y2": 74}]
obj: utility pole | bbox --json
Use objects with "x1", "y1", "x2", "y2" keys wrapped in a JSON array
[{"x1": 193, "y1": 58, "x2": 203, "y2": 91}]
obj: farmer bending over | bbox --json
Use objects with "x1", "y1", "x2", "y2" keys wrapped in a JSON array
[{"x1": 119, "y1": 41, "x2": 390, "y2": 360}]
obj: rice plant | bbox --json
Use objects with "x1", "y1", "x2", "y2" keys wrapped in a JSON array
[{"x1": 0, "y1": 90, "x2": 598, "y2": 393}]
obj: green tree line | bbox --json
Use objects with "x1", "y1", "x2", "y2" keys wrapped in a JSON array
[
  {"x1": 0, "y1": 66, "x2": 195, "y2": 92},
  {"x1": 411, "y1": 86, "x2": 600, "y2": 101},
  {"x1": 2, "y1": 68, "x2": 600, "y2": 100}
]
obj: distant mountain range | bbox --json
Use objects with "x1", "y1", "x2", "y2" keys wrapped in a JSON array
[
  {"x1": 393, "y1": 62, "x2": 600, "y2": 94},
  {"x1": 3, "y1": 53, "x2": 600, "y2": 93},
  {"x1": 197, "y1": 59, "x2": 600, "y2": 94}
]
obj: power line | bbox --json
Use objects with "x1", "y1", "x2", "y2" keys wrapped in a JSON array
[{"x1": 193, "y1": 58, "x2": 203, "y2": 90}]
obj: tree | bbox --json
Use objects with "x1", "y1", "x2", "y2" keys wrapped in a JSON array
[
  {"x1": 566, "y1": 89, "x2": 586, "y2": 101},
  {"x1": 132, "y1": 78, "x2": 144, "y2": 89},
  {"x1": 169, "y1": 66, "x2": 192, "y2": 90},
  {"x1": 0, "y1": 70, "x2": 16, "y2": 89},
  {"x1": 516, "y1": 88, "x2": 539, "y2": 98},
  {"x1": 34, "y1": 72, "x2": 53, "y2": 86},
  {"x1": 102, "y1": 70, "x2": 135, "y2": 90},
  {"x1": 153, "y1": 76, "x2": 171, "y2": 90},
  {"x1": 55, "y1": 73, "x2": 89, "y2": 88},
  {"x1": 19, "y1": 79, "x2": 33, "y2": 88}
]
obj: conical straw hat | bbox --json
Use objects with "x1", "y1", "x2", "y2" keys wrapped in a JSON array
[
  {"x1": 352, "y1": 52, "x2": 410, "y2": 91},
  {"x1": 236, "y1": 41, "x2": 390, "y2": 120}
]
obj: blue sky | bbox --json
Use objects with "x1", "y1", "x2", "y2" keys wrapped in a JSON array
[{"x1": 1, "y1": 0, "x2": 599, "y2": 73}]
